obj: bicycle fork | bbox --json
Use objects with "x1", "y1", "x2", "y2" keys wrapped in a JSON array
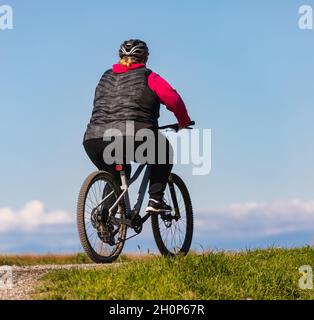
[{"x1": 168, "y1": 174, "x2": 181, "y2": 220}]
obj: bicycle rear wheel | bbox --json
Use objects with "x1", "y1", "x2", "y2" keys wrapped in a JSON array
[
  {"x1": 77, "y1": 171, "x2": 126, "y2": 263},
  {"x1": 151, "y1": 173, "x2": 193, "y2": 256}
]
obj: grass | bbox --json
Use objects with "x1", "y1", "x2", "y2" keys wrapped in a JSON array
[{"x1": 35, "y1": 247, "x2": 314, "y2": 300}]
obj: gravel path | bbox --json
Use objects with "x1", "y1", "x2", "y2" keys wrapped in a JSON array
[{"x1": 0, "y1": 264, "x2": 116, "y2": 300}]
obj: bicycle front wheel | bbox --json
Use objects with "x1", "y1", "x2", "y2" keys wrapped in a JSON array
[
  {"x1": 151, "y1": 173, "x2": 193, "y2": 256},
  {"x1": 77, "y1": 171, "x2": 126, "y2": 263}
]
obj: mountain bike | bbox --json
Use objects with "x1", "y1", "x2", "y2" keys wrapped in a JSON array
[{"x1": 77, "y1": 122, "x2": 195, "y2": 263}]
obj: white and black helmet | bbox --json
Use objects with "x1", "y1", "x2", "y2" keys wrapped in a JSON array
[{"x1": 119, "y1": 39, "x2": 149, "y2": 61}]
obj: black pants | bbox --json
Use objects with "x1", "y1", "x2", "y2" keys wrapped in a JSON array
[{"x1": 83, "y1": 135, "x2": 173, "y2": 201}]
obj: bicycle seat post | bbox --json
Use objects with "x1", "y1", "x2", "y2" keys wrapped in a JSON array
[{"x1": 115, "y1": 164, "x2": 132, "y2": 215}]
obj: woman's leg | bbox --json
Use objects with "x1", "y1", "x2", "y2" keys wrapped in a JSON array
[{"x1": 148, "y1": 133, "x2": 173, "y2": 201}]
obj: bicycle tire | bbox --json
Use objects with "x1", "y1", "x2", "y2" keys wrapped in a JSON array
[
  {"x1": 77, "y1": 171, "x2": 126, "y2": 263},
  {"x1": 151, "y1": 173, "x2": 193, "y2": 256}
]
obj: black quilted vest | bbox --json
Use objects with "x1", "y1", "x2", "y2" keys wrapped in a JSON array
[{"x1": 84, "y1": 66, "x2": 160, "y2": 141}]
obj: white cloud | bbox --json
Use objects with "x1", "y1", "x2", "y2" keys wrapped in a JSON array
[
  {"x1": 0, "y1": 201, "x2": 73, "y2": 232},
  {"x1": 195, "y1": 198, "x2": 314, "y2": 238},
  {"x1": 1, "y1": 198, "x2": 314, "y2": 252}
]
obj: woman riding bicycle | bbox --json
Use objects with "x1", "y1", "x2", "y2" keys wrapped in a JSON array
[{"x1": 83, "y1": 39, "x2": 191, "y2": 213}]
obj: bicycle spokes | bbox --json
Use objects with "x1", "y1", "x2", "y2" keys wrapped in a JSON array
[
  {"x1": 151, "y1": 173, "x2": 193, "y2": 256},
  {"x1": 77, "y1": 172, "x2": 127, "y2": 263},
  {"x1": 161, "y1": 186, "x2": 187, "y2": 251}
]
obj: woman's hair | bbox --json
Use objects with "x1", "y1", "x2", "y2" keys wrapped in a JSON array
[{"x1": 119, "y1": 56, "x2": 146, "y2": 67}]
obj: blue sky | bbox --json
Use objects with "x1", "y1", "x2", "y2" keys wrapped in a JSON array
[{"x1": 1, "y1": 0, "x2": 314, "y2": 253}]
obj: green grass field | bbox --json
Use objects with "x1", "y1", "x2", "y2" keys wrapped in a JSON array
[{"x1": 35, "y1": 247, "x2": 314, "y2": 300}]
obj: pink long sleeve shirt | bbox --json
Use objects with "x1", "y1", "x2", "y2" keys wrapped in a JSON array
[{"x1": 112, "y1": 63, "x2": 191, "y2": 127}]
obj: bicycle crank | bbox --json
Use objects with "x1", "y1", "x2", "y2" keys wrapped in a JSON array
[{"x1": 131, "y1": 214, "x2": 143, "y2": 234}]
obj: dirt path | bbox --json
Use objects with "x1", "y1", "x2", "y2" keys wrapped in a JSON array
[{"x1": 0, "y1": 264, "x2": 116, "y2": 300}]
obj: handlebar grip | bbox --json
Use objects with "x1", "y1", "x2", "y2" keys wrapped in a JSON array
[{"x1": 158, "y1": 121, "x2": 195, "y2": 131}]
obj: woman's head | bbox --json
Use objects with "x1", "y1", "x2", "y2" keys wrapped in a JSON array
[{"x1": 119, "y1": 39, "x2": 149, "y2": 67}]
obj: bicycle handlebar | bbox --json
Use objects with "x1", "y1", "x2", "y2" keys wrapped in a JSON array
[{"x1": 158, "y1": 121, "x2": 195, "y2": 132}]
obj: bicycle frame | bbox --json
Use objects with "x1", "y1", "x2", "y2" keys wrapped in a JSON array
[
  {"x1": 106, "y1": 164, "x2": 152, "y2": 228},
  {"x1": 120, "y1": 163, "x2": 151, "y2": 216}
]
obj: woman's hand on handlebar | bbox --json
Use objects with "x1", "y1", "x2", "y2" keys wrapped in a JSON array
[
  {"x1": 158, "y1": 121, "x2": 195, "y2": 132},
  {"x1": 180, "y1": 121, "x2": 195, "y2": 129}
]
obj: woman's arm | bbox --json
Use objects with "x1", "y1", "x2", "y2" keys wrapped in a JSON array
[{"x1": 148, "y1": 72, "x2": 191, "y2": 127}]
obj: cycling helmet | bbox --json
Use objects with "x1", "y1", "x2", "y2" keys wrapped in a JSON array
[{"x1": 119, "y1": 39, "x2": 149, "y2": 61}]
